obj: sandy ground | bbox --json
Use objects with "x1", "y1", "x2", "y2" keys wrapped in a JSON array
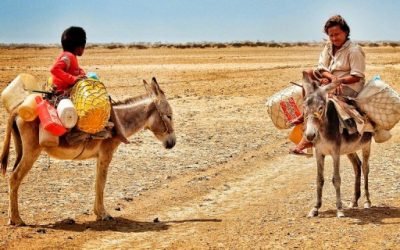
[{"x1": 0, "y1": 46, "x2": 399, "y2": 249}]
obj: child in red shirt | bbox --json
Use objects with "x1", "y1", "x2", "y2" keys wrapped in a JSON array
[{"x1": 50, "y1": 26, "x2": 87, "y2": 93}]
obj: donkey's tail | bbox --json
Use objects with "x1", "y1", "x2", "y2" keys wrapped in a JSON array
[{"x1": 1, "y1": 112, "x2": 17, "y2": 176}]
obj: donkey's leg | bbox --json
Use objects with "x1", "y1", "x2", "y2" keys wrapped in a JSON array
[
  {"x1": 362, "y1": 145, "x2": 372, "y2": 208},
  {"x1": 347, "y1": 153, "x2": 361, "y2": 208},
  {"x1": 8, "y1": 145, "x2": 41, "y2": 226},
  {"x1": 94, "y1": 143, "x2": 117, "y2": 221},
  {"x1": 332, "y1": 154, "x2": 344, "y2": 218},
  {"x1": 12, "y1": 127, "x2": 23, "y2": 171},
  {"x1": 308, "y1": 152, "x2": 325, "y2": 218}
]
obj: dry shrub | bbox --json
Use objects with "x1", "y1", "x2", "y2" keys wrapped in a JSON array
[
  {"x1": 213, "y1": 43, "x2": 227, "y2": 48},
  {"x1": 368, "y1": 42, "x2": 380, "y2": 47},
  {"x1": 103, "y1": 43, "x2": 125, "y2": 49},
  {"x1": 128, "y1": 43, "x2": 148, "y2": 49}
]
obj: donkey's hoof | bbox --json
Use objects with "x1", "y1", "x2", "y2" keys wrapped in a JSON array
[
  {"x1": 307, "y1": 208, "x2": 319, "y2": 218},
  {"x1": 337, "y1": 210, "x2": 345, "y2": 218},
  {"x1": 348, "y1": 201, "x2": 358, "y2": 208},
  {"x1": 96, "y1": 214, "x2": 114, "y2": 221},
  {"x1": 364, "y1": 202, "x2": 372, "y2": 209},
  {"x1": 8, "y1": 218, "x2": 26, "y2": 226}
]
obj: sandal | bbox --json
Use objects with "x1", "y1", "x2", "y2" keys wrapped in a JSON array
[{"x1": 289, "y1": 148, "x2": 313, "y2": 157}]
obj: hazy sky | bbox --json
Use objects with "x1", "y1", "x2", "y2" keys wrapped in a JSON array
[{"x1": 0, "y1": 0, "x2": 399, "y2": 44}]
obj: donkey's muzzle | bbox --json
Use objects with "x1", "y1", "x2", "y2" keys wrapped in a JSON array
[
  {"x1": 306, "y1": 133, "x2": 316, "y2": 142},
  {"x1": 164, "y1": 133, "x2": 176, "y2": 149}
]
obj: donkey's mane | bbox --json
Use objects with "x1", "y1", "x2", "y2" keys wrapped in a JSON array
[
  {"x1": 324, "y1": 99, "x2": 372, "y2": 144},
  {"x1": 325, "y1": 100, "x2": 340, "y2": 142},
  {"x1": 112, "y1": 94, "x2": 150, "y2": 106}
]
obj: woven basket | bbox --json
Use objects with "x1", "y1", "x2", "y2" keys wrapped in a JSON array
[
  {"x1": 70, "y1": 79, "x2": 110, "y2": 134},
  {"x1": 266, "y1": 85, "x2": 303, "y2": 129},
  {"x1": 355, "y1": 79, "x2": 400, "y2": 130}
]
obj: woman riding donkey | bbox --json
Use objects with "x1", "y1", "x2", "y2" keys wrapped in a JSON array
[{"x1": 290, "y1": 15, "x2": 372, "y2": 155}]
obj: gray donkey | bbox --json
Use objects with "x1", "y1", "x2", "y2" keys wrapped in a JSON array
[{"x1": 301, "y1": 72, "x2": 373, "y2": 218}]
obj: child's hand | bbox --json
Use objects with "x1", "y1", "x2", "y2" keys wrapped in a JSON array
[{"x1": 77, "y1": 75, "x2": 87, "y2": 81}]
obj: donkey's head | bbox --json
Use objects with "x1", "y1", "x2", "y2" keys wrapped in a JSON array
[
  {"x1": 302, "y1": 71, "x2": 340, "y2": 142},
  {"x1": 143, "y1": 78, "x2": 176, "y2": 149}
]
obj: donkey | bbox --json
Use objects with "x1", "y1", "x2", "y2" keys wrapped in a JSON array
[
  {"x1": 0, "y1": 77, "x2": 176, "y2": 226},
  {"x1": 301, "y1": 72, "x2": 373, "y2": 218}
]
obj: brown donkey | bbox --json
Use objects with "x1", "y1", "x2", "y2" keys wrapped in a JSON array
[
  {"x1": 0, "y1": 78, "x2": 176, "y2": 226},
  {"x1": 301, "y1": 72, "x2": 372, "y2": 218}
]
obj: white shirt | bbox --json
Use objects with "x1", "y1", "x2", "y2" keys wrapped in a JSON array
[{"x1": 317, "y1": 40, "x2": 366, "y2": 95}]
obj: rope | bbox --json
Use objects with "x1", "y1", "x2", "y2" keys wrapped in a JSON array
[{"x1": 73, "y1": 140, "x2": 88, "y2": 160}]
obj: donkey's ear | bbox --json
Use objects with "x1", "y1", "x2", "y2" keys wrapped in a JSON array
[
  {"x1": 302, "y1": 71, "x2": 313, "y2": 84},
  {"x1": 302, "y1": 71, "x2": 314, "y2": 96},
  {"x1": 151, "y1": 77, "x2": 163, "y2": 96},
  {"x1": 321, "y1": 80, "x2": 341, "y2": 94},
  {"x1": 303, "y1": 81, "x2": 316, "y2": 96},
  {"x1": 143, "y1": 79, "x2": 154, "y2": 96},
  {"x1": 301, "y1": 73, "x2": 314, "y2": 96},
  {"x1": 302, "y1": 71, "x2": 321, "y2": 96}
]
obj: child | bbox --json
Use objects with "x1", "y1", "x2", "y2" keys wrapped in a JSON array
[{"x1": 50, "y1": 26, "x2": 87, "y2": 94}]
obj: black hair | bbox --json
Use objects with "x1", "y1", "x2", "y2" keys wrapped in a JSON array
[
  {"x1": 324, "y1": 15, "x2": 350, "y2": 39},
  {"x1": 61, "y1": 26, "x2": 86, "y2": 52}
]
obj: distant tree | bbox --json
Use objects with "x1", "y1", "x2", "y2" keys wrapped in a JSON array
[{"x1": 389, "y1": 42, "x2": 399, "y2": 48}]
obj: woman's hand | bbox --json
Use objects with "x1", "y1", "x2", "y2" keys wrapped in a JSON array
[
  {"x1": 334, "y1": 83, "x2": 343, "y2": 95},
  {"x1": 319, "y1": 77, "x2": 330, "y2": 85}
]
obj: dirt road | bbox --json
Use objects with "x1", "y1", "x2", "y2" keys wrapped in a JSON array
[{"x1": 0, "y1": 46, "x2": 399, "y2": 249}]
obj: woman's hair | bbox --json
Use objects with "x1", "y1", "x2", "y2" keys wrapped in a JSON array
[
  {"x1": 324, "y1": 15, "x2": 350, "y2": 39},
  {"x1": 61, "y1": 26, "x2": 86, "y2": 52}
]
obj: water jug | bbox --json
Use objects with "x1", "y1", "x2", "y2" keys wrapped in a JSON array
[
  {"x1": 17, "y1": 94, "x2": 41, "y2": 121},
  {"x1": 288, "y1": 123, "x2": 304, "y2": 144},
  {"x1": 57, "y1": 98, "x2": 78, "y2": 128},
  {"x1": 1, "y1": 73, "x2": 40, "y2": 112},
  {"x1": 35, "y1": 96, "x2": 66, "y2": 136},
  {"x1": 87, "y1": 72, "x2": 99, "y2": 80}
]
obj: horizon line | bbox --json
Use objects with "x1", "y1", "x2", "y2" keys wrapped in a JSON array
[{"x1": 1, "y1": 39, "x2": 400, "y2": 46}]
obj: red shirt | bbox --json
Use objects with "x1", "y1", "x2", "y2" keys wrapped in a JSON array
[{"x1": 50, "y1": 51, "x2": 85, "y2": 92}]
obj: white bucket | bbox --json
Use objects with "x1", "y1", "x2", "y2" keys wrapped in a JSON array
[
  {"x1": 57, "y1": 99, "x2": 78, "y2": 128},
  {"x1": 1, "y1": 73, "x2": 41, "y2": 112},
  {"x1": 17, "y1": 93, "x2": 41, "y2": 121},
  {"x1": 39, "y1": 123, "x2": 59, "y2": 147}
]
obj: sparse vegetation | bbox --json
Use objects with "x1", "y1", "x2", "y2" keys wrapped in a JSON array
[{"x1": 1, "y1": 41, "x2": 399, "y2": 50}]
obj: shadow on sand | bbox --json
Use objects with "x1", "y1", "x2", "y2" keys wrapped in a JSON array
[
  {"x1": 319, "y1": 206, "x2": 400, "y2": 225},
  {"x1": 27, "y1": 217, "x2": 222, "y2": 233}
]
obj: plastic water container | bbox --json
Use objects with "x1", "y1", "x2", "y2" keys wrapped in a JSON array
[
  {"x1": 17, "y1": 94, "x2": 41, "y2": 121},
  {"x1": 57, "y1": 99, "x2": 78, "y2": 128},
  {"x1": 372, "y1": 75, "x2": 381, "y2": 81},
  {"x1": 35, "y1": 96, "x2": 66, "y2": 136},
  {"x1": 1, "y1": 73, "x2": 40, "y2": 112},
  {"x1": 87, "y1": 72, "x2": 99, "y2": 80},
  {"x1": 39, "y1": 123, "x2": 59, "y2": 147},
  {"x1": 288, "y1": 123, "x2": 304, "y2": 144}
]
